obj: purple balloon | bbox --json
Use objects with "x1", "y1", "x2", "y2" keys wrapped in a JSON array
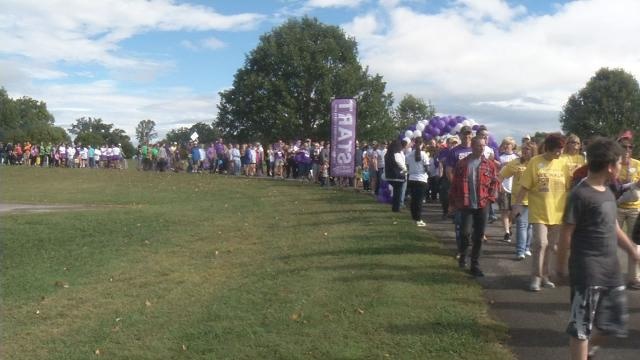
[
  {"x1": 472, "y1": 124, "x2": 479, "y2": 131},
  {"x1": 448, "y1": 119, "x2": 457, "y2": 127},
  {"x1": 428, "y1": 118, "x2": 437, "y2": 127},
  {"x1": 408, "y1": 124, "x2": 417, "y2": 131},
  {"x1": 437, "y1": 119, "x2": 446, "y2": 129},
  {"x1": 423, "y1": 133, "x2": 432, "y2": 141},
  {"x1": 443, "y1": 125, "x2": 452, "y2": 134}
]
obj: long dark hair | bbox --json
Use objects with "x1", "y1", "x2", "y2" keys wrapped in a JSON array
[{"x1": 414, "y1": 138, "x2": 423, "y2": 162}]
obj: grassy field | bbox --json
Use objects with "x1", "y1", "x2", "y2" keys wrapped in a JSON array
[{"x1": 0, "y1": 166, "x2": 513, "y2": 360}]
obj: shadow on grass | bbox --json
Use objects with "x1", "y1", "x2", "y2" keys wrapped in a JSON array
[
  {"x1": 386, "y1": 319, "x2": 505, "y2": 338},
  {"x1": 279, "y1": 244, "x2": 454, "y2": 260},
  {"x1": 332, "y1": 271, "x2": 461, "y2": 286}
]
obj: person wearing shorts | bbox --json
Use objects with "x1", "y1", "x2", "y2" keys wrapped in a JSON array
[{"x1": 557, "y1": 137, "x2": 640, "y2": 360}]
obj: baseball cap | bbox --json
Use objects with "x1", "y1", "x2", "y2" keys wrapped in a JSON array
[{"x1": 460, "y1": 126, "x2": 472, "y2": 134}]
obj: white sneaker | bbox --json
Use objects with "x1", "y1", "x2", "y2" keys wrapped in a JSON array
[
  {"x1": 416, "y1": 220, "x2": 426, "y2": 227},
  {"x1": 516, "y1": 254, "x2": 525, "y2": 260},
  {"x1": 524, "y1": 250, "x2": 532, "y2": 257},
  {"x1": 529, "y1": 277, "x2": 542, "y2": 292},
  {"x1": 542, "y1": 278, "x2": 556, "y2": 288}
]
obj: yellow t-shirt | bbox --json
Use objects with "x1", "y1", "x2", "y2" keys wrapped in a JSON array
[
  {"x1": 500, "y1": 158, "x2": 529, "y2": 206},
  {"x1": 520, "y1": 154, "x2": 570, "y2": 225},
  {"x1": 619, "y1": 158, "x2": 640, "y2": 209},
  {"x1": 560, "y1": 153, "x2": 586, "y2": 177}
]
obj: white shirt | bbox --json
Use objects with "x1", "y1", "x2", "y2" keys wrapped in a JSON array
[
  {"x1": 406, "y1": 150, "x2": 430, "y2": 183},
  {"x1": 113, "y1": 146, "x2": 121, "y2": 156},
  {"x1": 499, "y1": 152, "x2": 519, "y2": 193}
]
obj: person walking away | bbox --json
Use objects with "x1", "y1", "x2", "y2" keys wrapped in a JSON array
[
  {"x1": 406, "y1": 137, "x2": 430, "y2": 227},
  {"x1": 513, "y1": 133, "x2": 571, "y2": 291},
  {"x1": 447, "y1": 126, "x2": 474, "y2": 258},
  {"x1": 384, "y1": 140, "x2": 407, "y2": 212},
  {"x1": 556, "y1": 137, "x2": 640, "y2": 360}
]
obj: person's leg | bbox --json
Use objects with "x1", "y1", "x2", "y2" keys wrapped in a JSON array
[
  {"x1": 454, "y1": 210, "x2": 462, "y2": 256},
  {"x1": 470, "y1": 206, "x2": 489, "y2": 273},
  {"x1": 400, "y1": 180, "x2": 408, "y2": 208},
  {"x1": 415, "y1": 181, "x2": 427, "y2": 222},
  {"x1": 439, "y1": 177, "x2": 450, "y2": 217},
  {"x1": 544, "y1": 224, "x2": 561, "y2": 282},
  {"x1": 515, "y1": 207, "x2": 528, "y2": 258},
  {"x1": 459, "y1": 209, "x2": 473, "y2": 267},
  {"x1": 569, "y1": 337, "x2": 588, "y2": 360},
  {"x1": 621, "y1": 208, "x2": 640, "y2": 286},
  {"x1": 409, "y1": 181, "x2": 420, "y2": 221},
  {"x1": 391, "y1": 181, "x2": 403, "y2": 212},
  {"x1": 531, "y1": 223, "x2": 549, "y2": 290}
]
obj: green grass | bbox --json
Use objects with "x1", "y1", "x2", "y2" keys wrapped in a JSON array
[{"x1": 0, "y1": 167, "x2": 513, "y2": 359}]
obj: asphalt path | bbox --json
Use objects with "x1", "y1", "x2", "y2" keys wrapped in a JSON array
[{"x1": 421, "y1": 201, "x2": 640, "y2": 360}]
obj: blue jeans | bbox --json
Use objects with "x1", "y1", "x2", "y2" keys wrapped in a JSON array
[
  {"x1": 400, "y1": 180, "x2": 408, "y2": 207},
  {"x1": 454, "y1": 210, "x2": 462, "y2": 253},
  {"x1": 515, "y1": 206, "x2": 533, "y2": 256}
]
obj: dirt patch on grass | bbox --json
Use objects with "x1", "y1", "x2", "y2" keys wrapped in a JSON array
[{"x1": 0, "y1": 203, "x2": 103, "y2": 214}]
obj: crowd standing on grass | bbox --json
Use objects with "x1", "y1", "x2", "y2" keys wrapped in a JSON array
[{"x1": 0, "y1": 141, "x2": 127, "y2": 169}]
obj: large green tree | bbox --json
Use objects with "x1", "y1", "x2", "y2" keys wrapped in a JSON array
[
  {"x1": 68, "y1": 117, "x2": 135, "y2": 157},
  {"x1": 216, "y1": 17, "x2": 395, "y2": 143},
  {"x1": 164, "y1": 122, "x2": 220, "y2": 145},
  {"x1": 135, "y1": 119, "x2": 157, "y2": 145},
  {"x1": 560, "y1": 68, "x2": 640, "y2": 152},
  {"x1": 394, "y1": 94, "x2": 435, "y2": 132},
  {"x1": 0, "y1": 88, "x2": 69, "y2": 144}
]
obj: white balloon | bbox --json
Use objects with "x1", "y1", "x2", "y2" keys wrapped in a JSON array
[
  {"x1": 462, "y1": 120, "x2": 471, "y2": 126},
  {"x1": 416, "y1": 122, "x2": 425, "y2": 132},
  {"x1": 454, "y1": 123, "x2": 463, "y2": 132},
  {"x1": 449, "y1": 128, "x2": 457, "y2": 135},
  {"x1": 413, "y1": 130, "x2": 422, "y2": 138},
  {"x1": 405, "y1": 130, "x2": 413, "y2": 138}
]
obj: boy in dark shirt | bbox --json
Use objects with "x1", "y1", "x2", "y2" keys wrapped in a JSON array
[{"x1": 557, "y1": 137, "x2": 640, "y2": 360}]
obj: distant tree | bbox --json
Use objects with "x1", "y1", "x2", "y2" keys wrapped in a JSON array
[
  {"x1": 135, "y1": 119, "x2": 157, "y2": 144},
  {"x1": 216, "y1": 16, "x2": 395, "y2": 143},
  {"x1": 394, "y1": 94, "x2": 435, "y2": 132},
  {"x1": 165, "y1": 127, "x2": 192, "y2": 146},
  {"x1": 164, "y1": 122, "x2": 220, "y2": 145},
  {"x1": 0, "y1": 88, "x2": 69, "y2": 144},
  {"x1": 560, "y1": 68, "x2": 640, "y2": 152},
  {"x1": 68, "y1": 117, "x2": 135, "y2": 157}
]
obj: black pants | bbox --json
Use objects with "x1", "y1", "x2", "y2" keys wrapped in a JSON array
[
  {"x1": 389, "y1": 180, "x2": 404, "y2": 212},
  {"x1": 439, "y1": 177, "x2": 450, "y2": 215},
  {"x1": 409, "y1": 180, "x2": 427, "y2": 221},
  {"x1": 375, "y1": 167, "x2": 383, "y2": 195},
  {"x1": 460, "y1": 206, "x2": 489, "y2": 268},
  {"x1": 427, "y1": 175, "x2": 440, "y2": 200}
]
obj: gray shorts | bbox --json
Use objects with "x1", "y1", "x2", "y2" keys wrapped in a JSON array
[{"x1": 566, "y1": 285, "x2": 628, "y2": 340}]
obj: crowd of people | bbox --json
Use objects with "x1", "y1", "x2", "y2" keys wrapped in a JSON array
[
  {"x1": 380, "y1": 125, "x2": 640, "y2": 360},
  {"x1": 0, "y1": 141, "x2": 126, "y2": 169},
  {"x1": 3, "y1": 125, "x2": 640, "y2": 359}
]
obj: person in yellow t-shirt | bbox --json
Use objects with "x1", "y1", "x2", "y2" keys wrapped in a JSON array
[
  {"x1": 561, "y1": 134, "x2": 586, "y2": 177},
  {"x1": 513, "y1": 134, "x2": 571, "y2": 292},
  {"x1": 617, "y1": 135, "x2": 640, "y2": 289},
  {"x1": 500, "y1": 142, "x2": 537, "y2": 260}
]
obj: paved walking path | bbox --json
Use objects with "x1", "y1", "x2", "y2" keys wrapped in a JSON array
[{"x1": 422, "y1": 202, "x2": 640, "y2": 360}]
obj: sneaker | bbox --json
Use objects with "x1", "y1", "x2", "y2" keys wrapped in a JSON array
[
  {"x1": 515, "y1": 254, "x2": 525, "y2": 261},
  {"x1": 458, "y1": 257, "x2": 466, "y2": 269},
  {"x1": 470, "y1": 267, "x2": 484, "y2": 277},
  {"x1": 503, "y1": 233, "x2": 511, "y2": 243},
  {"x1": 542, "y1": 278, "x2": 556, "y2": 288},
  {"x1": 529, "y1": 277, "x2": 542, "y2": 292},
  {"x1": 524, "y1": 250, "x2": 532, "y2": 257},
  {"x1": 416, "y1": 220, "x2": 426, "y2": 227},
  {"x1": 488, "y1": 216, "x2": 498, "y2": 224},
  {"x1": 482, "y1": 235, "x2": 488, "y2": 243}
]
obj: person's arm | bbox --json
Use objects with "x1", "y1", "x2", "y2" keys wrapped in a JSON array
[
  {"x1": 556, "y1": 223, "x2": 575, "y2": 277},
  {"x1": 617, "y1": 221, "x2": 640, "y2": 261},
  {"x1": 511, "y1": 187, "x2": 529, "y2": 217}
]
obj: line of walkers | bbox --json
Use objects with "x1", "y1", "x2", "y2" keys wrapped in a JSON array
[{"x1": 0, "y1": 141, "x2": 126, "y2": 169}]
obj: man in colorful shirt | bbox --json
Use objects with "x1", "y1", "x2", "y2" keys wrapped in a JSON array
[{"x1": 449, "y1": 136, "x2": 500, "y2": 277}]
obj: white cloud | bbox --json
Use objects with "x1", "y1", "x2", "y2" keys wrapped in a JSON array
[
  {"x1": 306, "y1": 0, "x2": 364, "y2": 9},
  {"x1": 343, "y1": 0, "x2": 640, "y2": 139},
  {"x1": 202, "y1": 37, "x2": 226, "y2": 50},
  {"x1": 6, "y1": 81, "x2": 220, "y2": 142},
  {"x1": 0, "y1": 0, "x2": 264, "y2": 72}
]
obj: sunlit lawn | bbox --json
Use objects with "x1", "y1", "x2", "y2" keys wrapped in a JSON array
[{"x1": 0, "y1": 166, "x2": 513, "y2": 359}]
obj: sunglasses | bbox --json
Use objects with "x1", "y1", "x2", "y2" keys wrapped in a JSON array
[{"x1": 624, "y1": 145, "x2": 634, "y2": 149}]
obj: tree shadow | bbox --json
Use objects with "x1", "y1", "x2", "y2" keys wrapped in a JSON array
[{"x1": 278, "y1": 243, "x2": 454, "y2": 260}]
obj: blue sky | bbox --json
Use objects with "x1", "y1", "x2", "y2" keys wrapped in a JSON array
[{"x1": 1, "y1": 0, "x2": 639, "y2": 142}]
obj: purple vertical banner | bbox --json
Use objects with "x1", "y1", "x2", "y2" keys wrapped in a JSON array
[{"x1": 330, "y1": 98, "x2": 357, "y2": 177}]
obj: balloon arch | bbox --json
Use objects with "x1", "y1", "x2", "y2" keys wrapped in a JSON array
[{"x1": 401, "y1": 115, "x2": 498, "y2": 149}]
